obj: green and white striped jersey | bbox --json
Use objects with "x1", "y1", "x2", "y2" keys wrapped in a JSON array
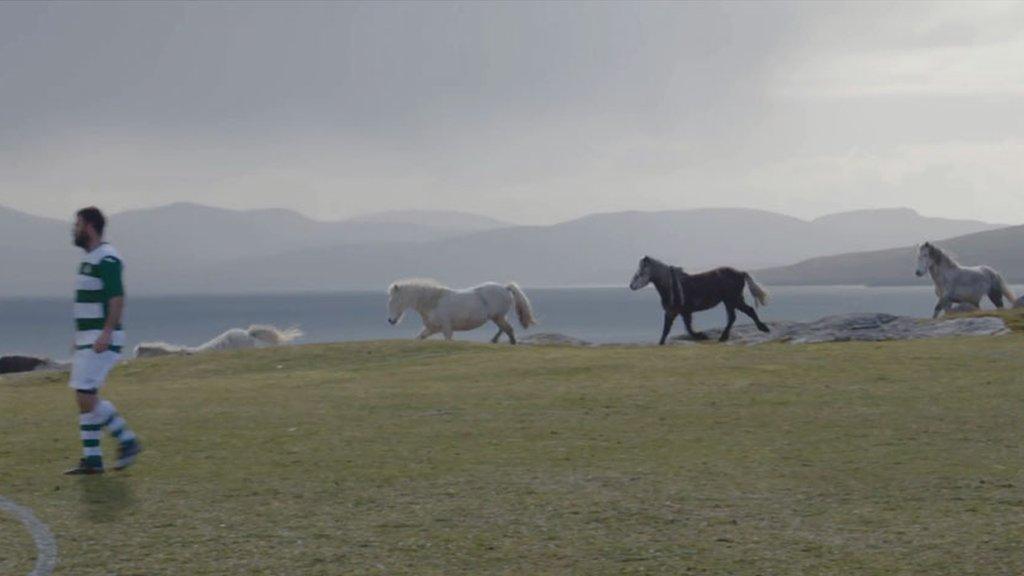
[{"x1": 74, "y1": 243, "x2": 125, "y2": 353}]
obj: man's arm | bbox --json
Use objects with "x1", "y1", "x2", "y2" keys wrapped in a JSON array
[
  {"x1": 92, "y1": 255, "x2": 125, "y2": 353},
  {"x1": 92, "y1": 296, "x2": 123, "y2": 353}
]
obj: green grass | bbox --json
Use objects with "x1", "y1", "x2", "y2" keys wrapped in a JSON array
[
  {"x1": 959, "y1": 306, "x2": 1024, "y2": 332},
  {"x1": 2, "y1": 336, "x2": 1024, "y2": 575}
]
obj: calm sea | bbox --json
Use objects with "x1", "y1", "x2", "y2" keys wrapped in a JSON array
[{"x1": 3, "y1": 285, "x2": 1018, "y2": 359}]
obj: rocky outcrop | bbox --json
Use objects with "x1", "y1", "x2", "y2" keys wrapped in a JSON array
[
  {"x1": 669, "y1": 313, "x2": 1008, "y2": 345},
  {"x1": 0, "y1": 355, "x2": 47, "y2": 374},
  {"x1": 524, "y1": 313, "x2": 1010, "y2": 347},
  {"x1": 0, "y1": 355, "x2": 67, "y2": 375}
]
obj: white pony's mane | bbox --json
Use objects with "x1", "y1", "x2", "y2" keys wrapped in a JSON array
[
  {"x1": 389, "y1": 278, "x2": 450, "y2": 310},
  {"x1": 389, "y1": 278, "x2": 446, "y2": 292}
]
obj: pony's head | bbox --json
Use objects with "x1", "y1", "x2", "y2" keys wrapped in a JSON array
[
  {"x1": 387, "y1": 283, "x2": 409, "y2": 325},
  {"x1": 630, "y1": 256, "x2": 654, "y2": 290},
  {"x1": 916, "y1": 242, "x2": 934, "y2": 277},
  {"x1": 387, "y1": 279, "x2": 446, "y2": 325}
]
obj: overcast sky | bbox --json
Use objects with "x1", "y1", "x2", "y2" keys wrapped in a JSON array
[{"x1": 2, "y1": 1, "x2": 1024, "y2": 225}]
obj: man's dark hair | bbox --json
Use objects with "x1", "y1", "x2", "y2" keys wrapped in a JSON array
[{"x1": 76, "y1": 206, "x2": 106, "y2": 236}]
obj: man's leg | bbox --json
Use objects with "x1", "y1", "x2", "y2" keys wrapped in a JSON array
[
  {"x1": 96, "y1": 396, "x2": 141, "y2": 470},
  {"x1": 95, "y1": 398, "x2": 135, "y2": 444},
  {"x1": 73, "y1": 389, "x2": 105, "y2": 472},
  {"x1": 66, "y1": 350, "x2": 138, "y2": 474}
]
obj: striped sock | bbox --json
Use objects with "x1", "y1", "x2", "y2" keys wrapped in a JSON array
[
  {"x1": 79, "y1": 410, "x2": 104, "y2": 468},
  {"x1": 96, "y1": 400, "x2": 136, "y2": 445}
]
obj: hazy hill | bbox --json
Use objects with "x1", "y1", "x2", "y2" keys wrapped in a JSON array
[
  {"x1": 0, "y1": 203, "x2": 510, "y2": 295},
  {"x1": 0, "y1": 204, "x2": 1009, "y2": 295},
  {"x1": 0, "y1": 205, "x2": 68, "y2": 247},
  {"x1": 0, "y1": 207, "x2": 76, "y2": 295},
  {"x1": 119, "y1": 207, "x2": 1008, "y2": 295},
  {"x1": 346, "y1": 210, "x2": 510, "y2": 232},
  {"x1": 757, "y1": 225, "x2": 1024, "y2": 286},
  {"x1": 810, "y1": 208, "x2": 1007, "y2": 251},
  {"x1": 111, "y1": 203, "x2": 510, "y2": 259}
]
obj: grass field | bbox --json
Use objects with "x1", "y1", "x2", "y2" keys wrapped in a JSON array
[{"x1": 3, "y1": 320, "x2": 1024, "y2": 575}]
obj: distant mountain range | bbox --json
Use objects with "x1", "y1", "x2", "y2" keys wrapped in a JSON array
[
  {"x1": 0, "y1": 203, "x2": 1011, "y2": 296},
  {"x1": 0, "y1": 203, "x2": 513, "y2": 295},
  {"x1": 757, "y1": 224, "x2": 1024, "y2": 286}
]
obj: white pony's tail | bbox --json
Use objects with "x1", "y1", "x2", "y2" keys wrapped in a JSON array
[
  {"x1": 744, "y1": 273, "x2": 770, "y2": 308},
  {"x1": 133, "y1": 342, "x2": 191, "y2": 358},
  {"x1": 990, "y1": 269, "x2": 1016, "y2": 307},
  {"x1": 247, "y1": 325, "x2": 304, "y2": 346},
  {"x1": 506, "y1": 283, "x2": 536, "y2": 329}
]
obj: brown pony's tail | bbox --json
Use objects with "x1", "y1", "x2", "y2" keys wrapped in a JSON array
[{"x1": 744, "y1": 273, "x2": 770, "y2": 308}]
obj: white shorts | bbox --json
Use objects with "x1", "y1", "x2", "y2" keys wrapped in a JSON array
[{"x1": 68, "y1": 349, "x2": 121, "y2": 391}]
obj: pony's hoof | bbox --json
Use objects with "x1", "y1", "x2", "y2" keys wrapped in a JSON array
[
  {"x1": 718, "y1": 335, "x2": 730, "y2": 342},
  {"x1": 694, "y1": 333, "x2": 710, "y2": 341},
  {"x1": 757, "y1": 324, "x2": 770, "y2": 333}
]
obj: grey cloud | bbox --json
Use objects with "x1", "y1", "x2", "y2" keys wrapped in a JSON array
[{"x1": 1, "y1": 1, "x2": 1023, "y2": 225}]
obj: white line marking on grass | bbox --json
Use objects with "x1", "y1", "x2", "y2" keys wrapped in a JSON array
[{"x1": 0, "y1": 495, "x2": 58, "y2": 576}]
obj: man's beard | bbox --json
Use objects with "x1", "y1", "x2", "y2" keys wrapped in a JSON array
[{"x1": 73, "y1": 232, "x2": 89, "y2": 249}]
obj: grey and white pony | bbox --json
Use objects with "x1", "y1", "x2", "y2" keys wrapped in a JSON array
[
  {"x1": 916, "y1": 242, "x2": 1016, "y2": 318},
  {"x1": 134, "y1": 325, "x2": 303, "y2": 358},
  {"x1": 387, "y1": 279, "x2": 536, "y2": 344}
]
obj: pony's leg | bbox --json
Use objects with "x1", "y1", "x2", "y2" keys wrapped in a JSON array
[
  {"x1": 933, "y1": 297, "x2": 949, "y2": 319},
  {"x1": 417, "y1": 327, "x2": 438, "y2": 340},
  {"x1": 681, "y1": 312, "x2": 708, "y2": 341},
  {"x1": 491, "y1": 327, "x2": 503, "y2": 343},
  {"x1": 720, "y1": 305, "x2": 737, "y2": 342},
  {"x1": 736, "y1": 302, "x2": 770, "y2": 332},
  {"x1": 495, "y1": 317, "x2": 517, "y2": 345},
  {"x1": 659, "y1": 312, "x2": 676, "y2": 345},
  {"x1": 442, "y1": 324, "x2": 454, "y2": 341}
]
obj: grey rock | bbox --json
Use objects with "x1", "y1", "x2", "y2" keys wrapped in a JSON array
[
  {"x1": 0, "y1": 355, "x2": 68, "y2": 376},
  {"x1": 669, "y1": 312, "x2": 1008, "y2": 345},
  {"x1": 1014, "y1": 295, "x2": 1024, "y2": 309},
  {"x1": 0, "y1": 355, "x2": 47, "y2": 374},
  {"x1": 481, "y1": 313, "x2": 1011, "y2": 348}
]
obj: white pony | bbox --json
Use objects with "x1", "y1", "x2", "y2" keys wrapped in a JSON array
[
  {"x1": 387, "y1": 279, "x2": 536, "y2": 344},
  {"x1": 133, "y1": 325, "x2": 303, "y2": 358},
  {"x1": 916, "y1": 242, "x2": 1016, "y2": 318}
]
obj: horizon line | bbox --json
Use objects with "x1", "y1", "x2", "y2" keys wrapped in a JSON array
[{"x1": 2, "y1": 201, "x2": 1012, "y2": 229}]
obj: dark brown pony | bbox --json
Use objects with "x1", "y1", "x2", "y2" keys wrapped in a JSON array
[{"x1": 629, "y1": 256, "x2": 770, "y2": 344}]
